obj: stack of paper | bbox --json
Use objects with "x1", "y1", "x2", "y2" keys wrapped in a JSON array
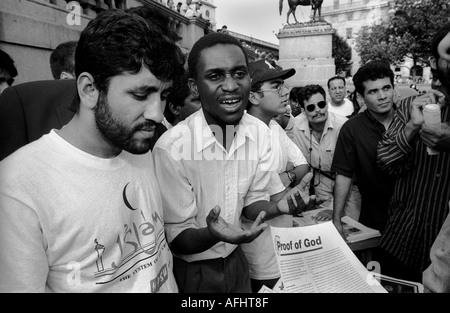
[{"x1": 269, "y1": 222, "x2": 387, "y2": 293}]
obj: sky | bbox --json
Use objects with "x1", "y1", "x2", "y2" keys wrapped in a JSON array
[{"x1": 214, "y1": 0, "x2": 311, "y2": 45}]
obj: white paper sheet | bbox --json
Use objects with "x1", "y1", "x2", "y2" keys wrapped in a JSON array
[{"x1": 270, "y1": 221, "x2": 387, "y2": 293}]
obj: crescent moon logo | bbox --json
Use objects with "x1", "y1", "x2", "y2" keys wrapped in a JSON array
[{"x1": 123, "y1": 183, "x2": 138, "y2": 211}]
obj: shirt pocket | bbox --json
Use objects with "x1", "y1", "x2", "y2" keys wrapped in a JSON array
[{"x1": 238, "y1": 178, "x2": 252, "y2": 195}]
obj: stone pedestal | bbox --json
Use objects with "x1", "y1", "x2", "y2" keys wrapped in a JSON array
[{"x1": 277, "y1": 22, "x2": 335, "y2": 88}]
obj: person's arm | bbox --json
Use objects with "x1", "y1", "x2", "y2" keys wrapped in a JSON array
[
  {"x1": 279, "y1": 164, "x2": 309, "y2": 188},
  {"x1": 171, "y1": 206, "x2": 267, "y2": 255},
  {"x1": 243, "y1": 172, "x2": 314, "y2": 221},
  {"x1": 279, "y1": 125, "x2": 310, "y2": 187},
  {"x1": 377, "y1": 90, "x2": 445, "y2": 176},
  {"x1": 329, "y1": 122, "x2": 355, "y2": 238},
  {"x1": 0, "y1": 167, "x2": 48, "y2": 292},
  {"x1": 332, "y1": 174, "x2": 352, "y2": 239}
]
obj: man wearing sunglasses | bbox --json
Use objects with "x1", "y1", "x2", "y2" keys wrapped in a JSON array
[
  {"x1": 288, "y1": 84, "x2": 361, "y2": 222},
  {"x1": 0, "y1": 49, "x2": 18, "y2": 95},
  {"x1": 331, "y1": 61, "x2": 397, "y2": 248}
]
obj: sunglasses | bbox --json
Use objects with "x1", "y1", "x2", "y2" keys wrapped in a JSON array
[{"x1": 305, "y1": 101, "x2": 326, "y2": 113}]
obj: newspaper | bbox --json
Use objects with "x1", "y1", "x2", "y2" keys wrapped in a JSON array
[
  {"x1": 293, "y1": 206, "x2": 381, "y2": 243},
  {"x1": 270, "y1": 221, "x2": 387, "y2": 293}
]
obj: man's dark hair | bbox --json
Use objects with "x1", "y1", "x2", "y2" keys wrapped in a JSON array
[
  {"x1": 188, "y1": 32, "x2": 248, "y2": 80},
  {"x1": 164, "y1": 72, "x2": 193, "y2": 123},
  {"x1": 49, "y1": 41, "x2": 77, "y2": 79},
  {"x1": 297, "y1": 85, "x2": 326, "y2": 108},
  {"x1": 327, "y1": 76, "x2": 346, "y2": 89},
  {"x1": 126, "y1": 5, "x2": 182, "y2": 43},
  {"x1": 289, "y1": 86, "x2": 299, "y2": 102},
  {"x1": 431, "y1": 23, "x2": 450, "y2": 60},
  {"x1": 0, "y1": 49, "x2": 18, "y2": 79},
  {"x1": 352, "y1": 61, "x2": 394, "y2": 96},
  {"x1": 75, "y1": 9, "x2": 185, "y2": 97}
]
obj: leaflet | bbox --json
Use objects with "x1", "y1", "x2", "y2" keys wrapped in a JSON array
[{"x1": 270, "y1": 221, "x2": 387, "y2": 293}]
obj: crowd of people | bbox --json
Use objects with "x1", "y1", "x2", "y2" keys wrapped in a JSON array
[{"x1": 0, "y1": 5, "x2": 449, "y2": 294}]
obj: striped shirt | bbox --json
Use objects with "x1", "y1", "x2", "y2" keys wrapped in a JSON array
[{"x1": 377, "y1": 96, "x2": 450, "y2": 271}]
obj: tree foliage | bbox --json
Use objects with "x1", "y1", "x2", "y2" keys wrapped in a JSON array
[
  {"x1": 355, "y1": 0, "x2": 450, "y2": 67},
  {"x1": 355, "y1": 24, "x2": 411, "y2": 65},
  {"x1": 332, "y1": 31, "x2": 353, "y2": 75}
]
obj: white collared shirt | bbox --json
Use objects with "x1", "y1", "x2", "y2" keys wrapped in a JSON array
[
  {"x1": 289, "y1": 111, "x2": 348, "y2": 172},
  {"x1": 153, "y1": 109, "x2": 284, "y2": 262}
]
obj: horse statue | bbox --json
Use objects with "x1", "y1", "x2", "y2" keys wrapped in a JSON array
[{"x1": 279, "y1": 0, "x2": 324, "y2": 24}]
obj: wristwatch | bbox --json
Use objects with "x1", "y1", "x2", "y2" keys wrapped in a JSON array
[{"x1": 286, "y1": 171, "x2": 297, "y2": 186}]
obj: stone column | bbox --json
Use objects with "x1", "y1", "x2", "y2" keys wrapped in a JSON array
[{"x1": 277, "y1": 22, "x2": 335, "y2": 88}]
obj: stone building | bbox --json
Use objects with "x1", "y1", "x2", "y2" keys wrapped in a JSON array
[
  {"x1": 321, "y1": 0, "x2": 394, "y2": 75},
  {"x1": 0, "y1": 0, "x2": 212, "y2": 84},
  {"x1": 0, "y1": 0, "x2": 279, "y2": 85}
]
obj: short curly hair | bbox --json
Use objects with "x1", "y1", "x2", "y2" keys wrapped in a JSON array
[
  {"x1": 188, "y1": 32, "x2": 248, "y2": 80},
  {"x1": 352, "y1": 61, "x2": 394, "y2": 96},
  {"x1": 297, "y1": 85, "x2": 326, "y2": 108},
  {"x1": 75, "y1": 9, "x2": 185, "y2": 95}
]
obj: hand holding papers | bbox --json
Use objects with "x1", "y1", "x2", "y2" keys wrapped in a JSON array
[
  {"x1": 270, "y1": 222, "x2": 387, "y2": 293},
  {"x1": 277, "y1": 173, "x2": 326, "y2": 215}
]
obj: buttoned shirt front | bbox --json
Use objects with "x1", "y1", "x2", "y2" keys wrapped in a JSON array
[
  {"x1": 153, "y1": 109, "x2": 284, "y2": 262},
  {"x1": 289, "y1": 112, "x2": 347, "y2": 173},
  {"x1": 377, "y1": 96, "x2": 450, "y2": 270}
]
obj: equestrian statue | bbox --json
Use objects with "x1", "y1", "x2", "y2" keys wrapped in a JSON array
[{"x1": 279, "y1": 0, "x2": 324, "y2": 24}]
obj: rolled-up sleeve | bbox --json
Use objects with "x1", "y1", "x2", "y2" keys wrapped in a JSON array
[
  {"x1": 244, "y1": 126, "x2": 284, "y2": 206},
  {"x1": 331, "y1": 123, "x2": 356, "y2": 178},
  {"x1": 377, "y1": 97, "x2": 415, "y2": 176}
]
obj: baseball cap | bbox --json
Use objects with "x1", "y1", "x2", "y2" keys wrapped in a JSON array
[{"x1": 249, "y1": 59, "x2": 295, "y2": 87}]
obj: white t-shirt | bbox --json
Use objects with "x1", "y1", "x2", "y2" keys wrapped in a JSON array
[
  {"x1": 241, "y1": 120, "x2": 308, "y2": 280},
  {"x1": 328, "y1": 98, "x2": 354, "y2": 117},
  {"x1": 0, "y1": 130, "x2": 178, "y2": 293}
]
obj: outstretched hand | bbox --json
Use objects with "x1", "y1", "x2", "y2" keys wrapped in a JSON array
[
  {"x1": 277, "y1": 172, "x2": 327, "y2": 215},
  {"x1": 206, "y1": 205, "x2": 267, "y2": 244}
]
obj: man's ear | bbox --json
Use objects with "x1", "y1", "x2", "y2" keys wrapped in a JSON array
[
  {"x1": 356, "y1": 92, "x2": 365, "y2": 105},
  {"x1": 248, "y1": 91, "x2": 260, "y2": 105},
  {"x1": 188, "y1": 78, "x2": 199, "y2": 98},
  {"x1": 60, "y1": 72, "x2": 75, "y2": 80},
  {"x1": 169, "y1": 103, "x2": 181, "y2": 116},
  {"x1": 77, "y1": 72, "x2": 99, "y2": 109}
]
